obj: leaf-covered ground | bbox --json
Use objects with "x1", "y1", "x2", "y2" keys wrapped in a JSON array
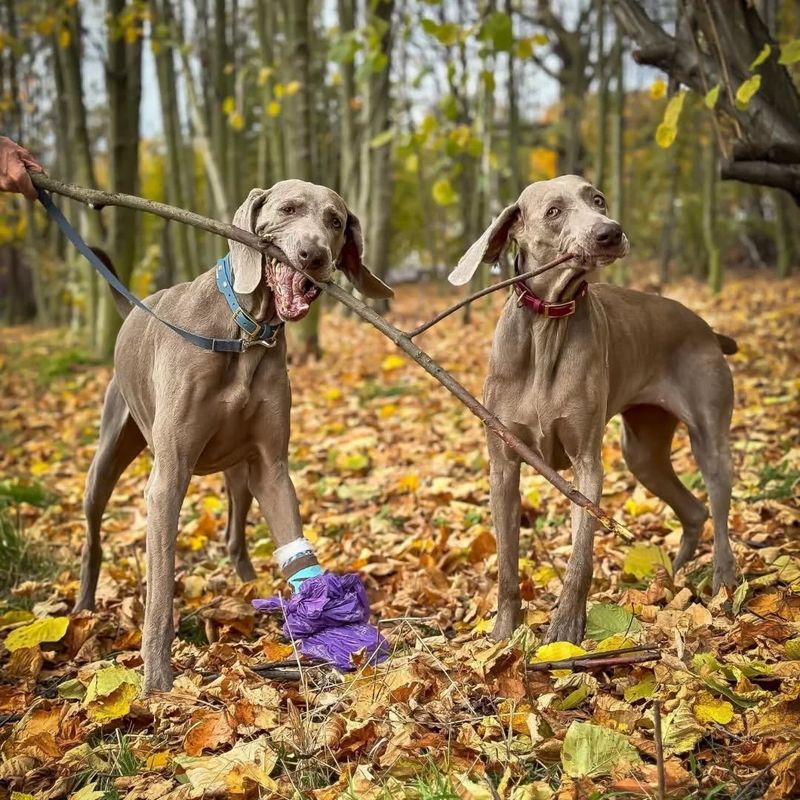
[{"x1": 0, "y1": 276, "x2": 798, "y2": 800}]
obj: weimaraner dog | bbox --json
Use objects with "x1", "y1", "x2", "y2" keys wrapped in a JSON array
[
  {"x1": 450, "y1": 175, "x2": 738, "y2": 644},
  {"x1": 74, "y1": 179, "x2": 392, "y2": 692}
]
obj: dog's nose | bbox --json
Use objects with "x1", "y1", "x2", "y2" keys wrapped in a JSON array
[
  {"x1": 297, "y1": 244, "x2": 328, "y2": 271},
  {"x1": 593, "y1": 222, "x2": 623, "y2": 247}
]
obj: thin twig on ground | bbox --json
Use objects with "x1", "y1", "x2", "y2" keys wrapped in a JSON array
[{"x1": 653, "y1": 699, "x2": 666, "y2": 800}]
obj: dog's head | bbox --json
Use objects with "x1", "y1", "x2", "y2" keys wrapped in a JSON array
[
  {"x1": 228, "y1": 179, "x2": 393, "y2": 321},
  {"x1": 449, "y1": 175, "x2": 629, "y2": 286}
]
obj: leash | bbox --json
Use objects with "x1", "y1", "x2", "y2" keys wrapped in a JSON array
[{"x1": 37, "y1": 188, "x2": 280, "y2": 353}]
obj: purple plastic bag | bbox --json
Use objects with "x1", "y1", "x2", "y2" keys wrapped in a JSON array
[{"x1": 252, "y1": 572, "x2": 388, "y2": 671}]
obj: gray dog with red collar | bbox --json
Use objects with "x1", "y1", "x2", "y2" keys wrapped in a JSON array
[{"x1": 450, "y1": 175, "x2": 738, "y2": 644}]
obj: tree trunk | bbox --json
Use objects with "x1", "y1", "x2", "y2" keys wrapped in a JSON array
[
  {"x1": 703, "y1": 136, "x2": 722, "y2": 294},
  {"x1": 594, "y1": 0, "x2": 608, "y2": 189},
  {"x1": 657, "y1": 140, "x2": 680, "y2": 287},
  {"x1": 610, "y1": 33, "x2": 626, "y2": 284},
  {"x1": 56, "y1": 1, "x2": 105, "y2": 342},
  {"x1": 337, "y1": 0, "x2": 358, "y2": 200},
  {"x1": 96, "y1": 0, "x2": 143, "y2": 358},
  {"x1": 774, "y1": 190, "x2": 794, "y2": 278},
  {"x1": 152, "y1": 0, "x2": 194, "y2": 282},
  {"x1": 505, "y1": 0, "x2": 522, "y2": 195},
  {"x1": 284, "y1": 0, "x2": 321, "y2": 360},
  {"x1": 365, "y1": 0, "x2": 395, "y2": 299}
]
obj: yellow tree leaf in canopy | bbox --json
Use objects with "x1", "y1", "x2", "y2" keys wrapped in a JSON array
[
  {"x1": 649, "y1": 79, "x2": 666, "y2": 99},
  {"x1": 705, "y1": 84, "x2": 720, "y2": 109},
  {"x1": 267, "y1": 101, "x2": 282, "y2": 117},
  {"x1": 285, "y1": 80, "x2": 302, "y2": 96},
  {"x1": 655, "y1": 123, "x2": 677, "y2": 149},
  {"x1": 735, "y1": 75, "x2": 761, "y2": 109},
  {"x1": 528, "y1": 147, "x2": 557, "y2": 179},
  {"x1": 778, "y1": 39, "x2": 800, "y2": 65},
  {"x1": 4, "y1": 616, "x2": 69, "y2": 652}
]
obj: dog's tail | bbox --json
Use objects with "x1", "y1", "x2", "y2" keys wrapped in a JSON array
[
  {"x1": 89, "y1": 247, "x2": 133, "y2": 319},
  {"x1": 715, "y1": 332, "x2": 738, "y2": 355}
]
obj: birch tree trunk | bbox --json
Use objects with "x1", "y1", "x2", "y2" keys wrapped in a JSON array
[
  {"x1": 703, "y1": 135, "x2": 722, "y2": 294},
  {"x1": 610, "y1": 33, "x2": 626, "y2": 284}
]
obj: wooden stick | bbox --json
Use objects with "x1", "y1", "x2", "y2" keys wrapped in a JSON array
[
  {"x1": 653, "y1": 699, "x2": 666, "y2": 800},
  {"x1": 528, "y1": 652, "x2": 660, "y2": 672},
  {"x1": 407, "y1": 252, "x2": 576, "y2": 338},
  {"x1": 29, "y1": 171, "x2": 630, "y2": 537}
]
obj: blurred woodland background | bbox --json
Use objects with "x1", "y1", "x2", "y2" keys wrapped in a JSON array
[{"x1": 0, "y1": 0, "x2": 799, "y2": 359}]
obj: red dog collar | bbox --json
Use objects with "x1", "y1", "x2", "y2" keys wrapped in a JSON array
[{"x1": 514, "y1": 280, "x2": 588, "y2": 318}]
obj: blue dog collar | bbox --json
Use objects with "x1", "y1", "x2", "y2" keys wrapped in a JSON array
[{"x1": 215, "y1": 254, "x2": 282, "y2": 346}]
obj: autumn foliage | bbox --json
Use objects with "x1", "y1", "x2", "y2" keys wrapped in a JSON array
[{"x1": 0, "y1": 278, "x2": 799, "y2": 799}]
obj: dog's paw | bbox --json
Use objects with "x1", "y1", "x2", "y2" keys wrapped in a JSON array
[
  {"x1": 545, "y1": 606, "x2": 586, "y2": 645},
  {"x1": 712, "y1": 558, "x2": 739, "y2": 595}
]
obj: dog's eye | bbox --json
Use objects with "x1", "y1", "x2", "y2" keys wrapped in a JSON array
[
  {"x1": 546, "y1": 206, "x2": 560, "y2": 218},
  {"x1": 281, "y1": 205, "x2": 295, "y2": 215},
  {"x1": 593, "y1": 195, "x2": 605, "y2": 208},
  {"x1": 331, "y1": 217, "x2": 342, "y2": 230}
]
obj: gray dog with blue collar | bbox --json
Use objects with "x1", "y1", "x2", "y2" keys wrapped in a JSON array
[{"x1": 74, "y1": 179, "x2": 393, "y2": 692}]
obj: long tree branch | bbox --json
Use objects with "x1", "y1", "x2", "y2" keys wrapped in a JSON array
[{"x1": 30, "y1": 171, "x2": 631, "y2": 538}]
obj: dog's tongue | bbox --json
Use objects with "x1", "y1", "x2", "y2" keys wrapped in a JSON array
[{"x1": 268, "y1": 260, "x2": 315, "y2": 321}]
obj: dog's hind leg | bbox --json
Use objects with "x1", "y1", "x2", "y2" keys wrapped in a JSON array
[
  {"x1": 621, "y1": 405, "x2": 708, "y2": 573},
  {"x1": 488, "y1": 436, "x2": 523, "y2": 641},
  {"x1": 223, "y1": 462, "x2": 256, "y2": 581},
  {"x1": 75, "y1": 378, "x2": 145, "y2": 611},
  {"x1": 687, "y1": 392, "x2": 738, "y2": 593}
]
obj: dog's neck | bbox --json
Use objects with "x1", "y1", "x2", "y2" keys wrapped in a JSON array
[
  {"x1": 517, "y1": 251, "x2": 591, "y2": 304},
  {"x1": 231, "y1": 269, "x2": 280, "y2": 328}
]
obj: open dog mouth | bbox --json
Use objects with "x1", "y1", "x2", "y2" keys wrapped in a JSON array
[{"x1": 265, "y1": 258, "x2": 322, "y2": 321}]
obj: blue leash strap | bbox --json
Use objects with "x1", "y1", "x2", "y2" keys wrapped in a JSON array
[{"x1": 37, "y1": 188, "x2": 278, "y2": 353}]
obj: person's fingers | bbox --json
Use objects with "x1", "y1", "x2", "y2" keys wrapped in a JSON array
[
  {"x1": 8, "y1": 158, "x2": 37, "y2": 200},
  {"x1": 21, "y1": 155, "x2": 44, "y2": 174}
]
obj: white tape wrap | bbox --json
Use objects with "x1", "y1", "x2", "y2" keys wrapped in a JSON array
[{"x1": 274, "y1": 538, "x2": 316, "y2": 570}]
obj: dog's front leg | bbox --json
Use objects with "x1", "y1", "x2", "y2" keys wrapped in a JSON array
[
  {"x1": 248, "y1": 458, "x2": 309, "y2": 577},
  {"x1": 546, "y1": 454, "x2": 603, "y2": 645},
  {"x1": 142, "y1": 452, "x2": 191, "y2": 693},
  {"x1": 489, "y1": 439, "x2": 522, "y2": 641}
]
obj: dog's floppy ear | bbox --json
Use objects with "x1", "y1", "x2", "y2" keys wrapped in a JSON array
[
  {"x1": 448, "y1": 202, "x2": 520, "y2": 286},
  {"x1": 228, "y1": 188, "x2": 270, "y2": 294},
  {"x1": 337, "y1": 210, "x2": 394, "y2": 299}
]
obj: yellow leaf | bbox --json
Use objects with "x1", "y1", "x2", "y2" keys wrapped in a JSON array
[
  {"x1": 0, "y1": 609, "x2": 34, "y2": 627},
  {"x1": 202, "y1": 496, "x2": 224, "y2": 513},
  {"x1": 266, "y1": 100, "x2": 282, "y2": 118},
  {"x1": 228, "y1": 112, "x2": 245, "y2": 131},
  {"x1": 649, "y1": 79, "x2": 666, "y2": 99},
  {"x1": 12, "y1": 794, "x2": 38, "y2": 800},
  {"x1": 222, "y1": 96, "x2": 235, "y2": 115},
  {"x1": 183, "y1": 575, "x2": 206, "y2": 599},
  {"x1": 4, "y1": 616, "x2": 69, "y2": 652},
  {"x1": 524, "y1": 486, "x2": 540, "y2": 507},
  {"x1": 379, "y1": 404, "x2": 397, "y2": 418},
  {"x1": 705, "y1": 84, "x2": 720, "y2": 109},
  {"x1": 624, "y1": 672, "x2": 656, "y2": 703},
  {"x1": 623, "y1": 543, "x2": 672, "y2": 580},
  {"x1": 779, "y1": 39, "x2": 800, "y2": 65},
  {"x1": 533, "y1": 641, "x2": 585, "y2": 675},
  {"x1": 175, "y1": 736, "x2": 277, "y2": 793},
  {"x1": 273, "y1": 83, "x2": 285, "y2": 98},
  {"x1": 596, "y1": 633, "x2": 635, "y2": 652},
  {"x1": 624, "y1": 492, "x2": 660, "y2": 517},
  {"x1": 474, "y1": 618, "x2": 494, "y2": 633},
  {"x1": 59, "y1": 28, "x2": 71, "y2": 48},
  {"x1": 663, "y1": 91, "x2": 686, "y2": 127},
  {"x1": 145, "y1": 751, "x2": 171, "y2": 770},
  {"x1": 381, "y1": 354, "x2": 406, "y2": 371},
  {"x1": 83, "y1": 665, "x2": 141, "y2": 722},
  {"x1": 785, "y1": 639, "x2": 800, "y2": 660},
  {"x1": 69, "y1": 784, "x2": 105, "y2": 800},
  {"x1": 285, "y1": 80, "x2": 302, "y2": 96},
  {"x1": 735, "y1": 75, "x2": 761, "y2": 109},
  {"x1": 30, "y1": 460, "x2": 50, "y2": 476},
  {"x1": 404, "y1": 153, "x2": 419, "y2": 173},
  {"x1": 655, "y1": 122, "x2": 677, "y2": 149},
  {"x1": 749, "y1": 43, "x2": 771, "y2": 70},
  {"x1": 257, "y1": 66, "x2": 274, "y2": 86},
  {"x1": 532, "y1": 33, "x2": 549, "y2": 45},
  {"x1": 324, "y1": 387, "x2": 343, "y2": 401},
  {"x1": 693, "y1": 692, "x2": 734, "y2": 725},
  {"x1": 431, "y1": 177, "x2": 457, "y2": 206},
  {"x1": 397, "y1": 473, "x2": 419, "y2": 492}
]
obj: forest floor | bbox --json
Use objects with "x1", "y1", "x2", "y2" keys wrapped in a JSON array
[{"x1": 0, "y1": 275, "x2": 798, "y2": 800}]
